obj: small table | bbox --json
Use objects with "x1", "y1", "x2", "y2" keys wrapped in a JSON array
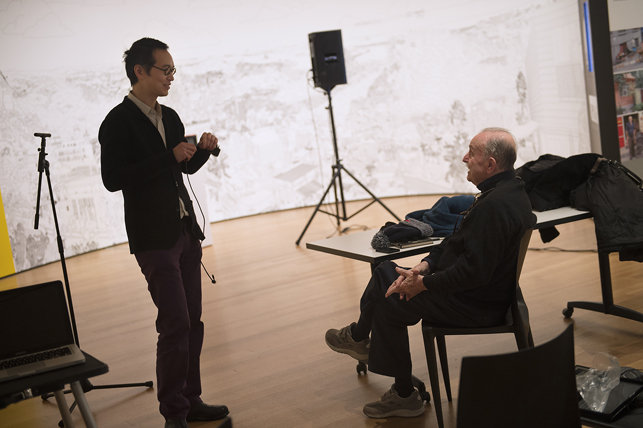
[
  {"x1": 306, "y1": 229, "x2": 443, "y2": 273},
  {"x1": 0, "y1": 351, "x2": 109, "y2": 428},
  {"x1": 306, "y1": 206, "x2": 643, "y2": 324}
]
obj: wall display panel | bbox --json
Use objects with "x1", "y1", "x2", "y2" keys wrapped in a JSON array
[
  {"x1": 611, "y1": 26, "x2": 643, "y2": 162},
  {"x1": 580, "y1": 0, "x2": 643, "y2": 171},
  {"x1": 0, "y1": 0, "x2": 590, "y2": 272}
]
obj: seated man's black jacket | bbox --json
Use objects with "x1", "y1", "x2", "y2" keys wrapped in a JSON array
[{"x1": 422, "y1": 171, "x2": 537, "y2": 319}]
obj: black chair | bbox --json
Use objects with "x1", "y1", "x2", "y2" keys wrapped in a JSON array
[
  {"x1": 420, "y1": 228, "x2": 535, "y2": 428},
  {"x1": 456, "y1": 323, "x2": 580, "y2": 428}
]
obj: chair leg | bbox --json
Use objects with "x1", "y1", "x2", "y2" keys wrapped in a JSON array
[
  {"x1": 436, "y1": 335, "x2": 452, "y2": 402},
  {"x1": 514, "y1": 332, "x2": 526, "y2": 350},
  {"x1": 527, "y1": 328, "x2": 535, "y2": 348},
  {"x1": 514, "y1": 327, "x2": 532, "y2": 350},
  {"x1": 423, "y1": 331, "x2": 445, "y2": 428}
]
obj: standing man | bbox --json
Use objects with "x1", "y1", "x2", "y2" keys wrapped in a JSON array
[
  {"x1": 99, "y1": 38, "x2": 228, "y2": 428},
  {"x1": 325, "y1": 128, "x2": 536, "y2": 418}
]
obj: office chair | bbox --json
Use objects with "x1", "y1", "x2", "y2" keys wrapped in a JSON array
[
  {"x1": 456, "y1": 323, "x2": 580, "y2": 428},
  {"x1": 420, "y1": 228, "x2": 535, "y2": 428}
]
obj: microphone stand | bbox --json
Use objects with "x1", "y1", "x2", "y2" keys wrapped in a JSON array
[{"x1": 33, "y1": 133, "x2": 153, "y2": 423}]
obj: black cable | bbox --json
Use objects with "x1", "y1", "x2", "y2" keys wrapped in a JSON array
[
  {"x1": 527, "y1": 247, "x2": 597, "y2": 253},
  {"x1": 184, "y1": 160, "x2": 216, "y2": 284}
]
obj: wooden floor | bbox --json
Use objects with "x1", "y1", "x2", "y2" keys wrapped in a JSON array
[{"x1": 2, "y1": 195, "x2": 643, "y2": 428}]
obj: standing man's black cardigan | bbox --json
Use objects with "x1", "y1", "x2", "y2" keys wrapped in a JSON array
[{"x1": 99, "y1": 97, "x2": 209, "y2": 254}]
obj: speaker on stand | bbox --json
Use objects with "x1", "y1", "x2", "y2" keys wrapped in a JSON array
[
  {"x1": 309, "y1": 29, "x2": 347, "y2": 92},
  {"x1": 296, "y1": 30, "x2": 400, "y2": 246}
]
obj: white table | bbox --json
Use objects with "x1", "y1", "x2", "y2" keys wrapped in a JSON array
[
  {"x1": 306, "y1": 206, "x2": 643, "y2": 324},
  {"x1": 306, "y1": 207, "x2": 590, "y2": 270},
  {"x1": 306, "y1": 230, "x2": 443, "y2": 272},
  {"x1": 532, "y1": 206, "x2": 592, "y2": 229}
]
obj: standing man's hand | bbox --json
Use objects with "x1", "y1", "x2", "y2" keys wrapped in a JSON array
[
  {"x1": 198, "y1": 132, "x2": 218, "y2": 151},
  {"x1": 173, "y1": 142, "x2": 197, "y2": 162}
]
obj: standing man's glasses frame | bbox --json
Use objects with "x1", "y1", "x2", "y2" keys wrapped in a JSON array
[{"x1": 152, "y1": 65, "x2": 177, "y2": 76}]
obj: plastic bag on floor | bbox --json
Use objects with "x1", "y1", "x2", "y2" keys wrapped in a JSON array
[{"x1": 576, "y1": 352, "x2": 621, "y2": 412}]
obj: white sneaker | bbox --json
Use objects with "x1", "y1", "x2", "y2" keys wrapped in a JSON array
[
  {"x1": 325, "y1": 324, "x2": 369, "y2": 362},
  {"x1": 363, "y1": 385, "x2": 425, "y2": 418}
]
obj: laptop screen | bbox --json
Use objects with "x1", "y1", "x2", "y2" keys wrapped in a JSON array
[{"x1": 0, "y1": 281, "x2": 76, "y2": 360}]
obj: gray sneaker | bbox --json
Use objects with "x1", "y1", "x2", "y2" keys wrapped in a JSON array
[
  {"x1": 363, "y1": 385, "x2": 425, "y2": 418},
  {"x1": 325, "y1": 324, "x2": 370, "y2": 361}
]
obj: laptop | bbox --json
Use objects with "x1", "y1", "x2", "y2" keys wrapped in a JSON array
[{"x1": 0, "y1": 280, "x2": 85, "y2": 383}]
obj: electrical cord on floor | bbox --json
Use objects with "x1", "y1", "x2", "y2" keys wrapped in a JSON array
[{"x1": 527, "y1": 247, "x2": 598, "y2": 253}]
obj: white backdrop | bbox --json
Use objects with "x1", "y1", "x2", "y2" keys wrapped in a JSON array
[{"x1": 0, "y1": 0, "x2": 590, "y2": 272}]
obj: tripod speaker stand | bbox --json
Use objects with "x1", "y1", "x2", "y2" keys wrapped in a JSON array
[
  {"x1": 295, "y1": 90, "x2": 401, "y2": 245},
  {"x1": 33, "y1": 133, "x2": 152, "y2": 425}
]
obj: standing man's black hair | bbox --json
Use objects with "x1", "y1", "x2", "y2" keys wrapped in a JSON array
[{"x1": 124, "y1": 38, "x2": 169, "y2": 86}]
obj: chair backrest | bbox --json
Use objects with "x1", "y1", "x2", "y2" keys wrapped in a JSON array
[
  {"x1": 516, "y1": 228, "x2": 533, "y2": 281},
  {"x1": 456, "y1": 323, "x2": 580, "y2": 428},
  {"x1": 510, "y1": 228, "x2": 533, "y2": 348}
]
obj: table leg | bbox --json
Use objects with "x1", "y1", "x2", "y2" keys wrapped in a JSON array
[
  {"x1": 564, "y1": 252, "x2": 643, "y2": 323},
  {"x1": 53, "y1": 389, "x2": 76, "y2": 428},
  {"x1": 70, "y1": 381, "x2": 98, "y2": 428}
]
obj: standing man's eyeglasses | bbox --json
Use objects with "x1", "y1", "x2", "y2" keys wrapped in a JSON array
[{"x1": 152, "y1": 65, "x2": 177, "y2": 76}]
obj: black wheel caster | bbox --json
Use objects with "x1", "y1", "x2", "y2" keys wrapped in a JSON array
[
  {"x1": 357, "y1": 361, "x2": 367, "y2": 375},
  {"x1": 563, "y1": 307, "x2": 574, "y2": 318}
]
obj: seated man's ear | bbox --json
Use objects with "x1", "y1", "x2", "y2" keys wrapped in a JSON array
[{"x1": 486, "y1": 156, "x2": 497, "y2": 173}]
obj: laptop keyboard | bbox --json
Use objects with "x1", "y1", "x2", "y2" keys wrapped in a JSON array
[{"x1": 1, "y1": 347, "x2": 72, "y2": 369}]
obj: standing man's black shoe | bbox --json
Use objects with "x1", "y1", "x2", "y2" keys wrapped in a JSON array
[
  {"x1": 164, "y1": 419, "x2": 188, "y2": 428},
  {"x1": 186, "y1": 402, "x2": 230, "y2": 421}
]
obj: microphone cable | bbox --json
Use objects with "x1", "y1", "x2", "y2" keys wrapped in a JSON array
[{"x1": 183, "y1": 148, "x2": 217, "y2": 284}]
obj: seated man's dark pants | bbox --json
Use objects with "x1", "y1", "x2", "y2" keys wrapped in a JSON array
[
  {"x1": 353, "y1": 260, "x2": 505, "y2": 382},
  {"x1": 135, "y1": 220, "x2": 204, "y2": 420}
]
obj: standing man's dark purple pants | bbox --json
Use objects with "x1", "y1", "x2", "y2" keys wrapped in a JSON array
[{"x1": 135, "y1": 219, "x2": 204, "y2": 420}]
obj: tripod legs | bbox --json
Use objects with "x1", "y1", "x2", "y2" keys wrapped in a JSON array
[
  {"x1": 340, "y1": 166, "x2": 401, "y2": 222},
  {"x1": 296, "y1": 166, "x2": 344, "y2": 246},
  {"x1": 295, "y1": 163, "x2": 400, "y2": 245}
]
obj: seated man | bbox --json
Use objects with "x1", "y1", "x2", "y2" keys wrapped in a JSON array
[{"x1": 325, "y1": 127, "x2": 537, "y2": 418}]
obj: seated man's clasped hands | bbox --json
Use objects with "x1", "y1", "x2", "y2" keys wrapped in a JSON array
[
  {"x1": 325, "y1": 127, "x2": 537, "y2": 419},
  {"x1": 386, "y1": 263, "x2": 429, "y2": 301}
]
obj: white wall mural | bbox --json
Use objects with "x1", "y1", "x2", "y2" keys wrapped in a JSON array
[{"x1": 0, "y1": 0, "x2": 590, "y2": 272}]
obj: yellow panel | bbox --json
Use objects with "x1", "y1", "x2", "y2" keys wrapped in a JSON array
[{"x1": 0, "y1": 188, "x2": 16, "y2": 279}]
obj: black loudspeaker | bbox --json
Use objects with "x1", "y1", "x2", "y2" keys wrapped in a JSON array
[{"x1": 308, "y1": 30, "x2": 347, "y2": 92}]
